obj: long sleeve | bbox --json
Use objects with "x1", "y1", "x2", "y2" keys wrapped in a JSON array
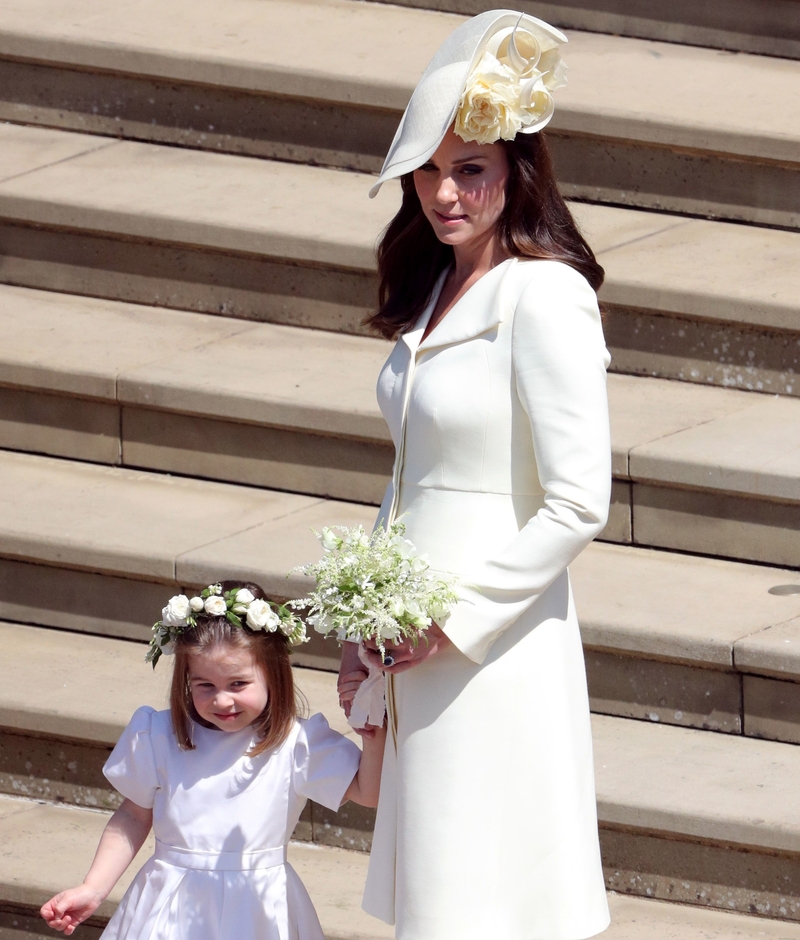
[{"x1": 442, "y1": 264, "x2": 611, "y2": 664}]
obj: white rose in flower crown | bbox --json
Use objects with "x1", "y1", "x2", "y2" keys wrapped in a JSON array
[
  {"x1": 246, "y1": 599, "x2": 280, "y2": 631},
  {"x1": 162, "y1": 595, "x2": 191, "y2": 626},
  {"x1": 189, "y1": 596, "x2": 204, "y2": 613},
  {"x1": 455, "y1": 54, "x2": 525, "y2": 144},
  {"x1": 235, "y1": 588, "x2": 255, "y2": 605},
  {"x1": 204, "y1": 595, "x2": 228, "y2": 616}
]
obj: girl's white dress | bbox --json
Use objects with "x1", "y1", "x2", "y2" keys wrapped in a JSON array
[{"x1": 102, "y1": 706, "x2": 360, "y2": 940}]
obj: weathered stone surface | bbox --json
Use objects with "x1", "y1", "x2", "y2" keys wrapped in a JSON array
[
  {"x1": 603, "y1": 828, "x2": 800, "y2": 920},
  {"x1": 117, "y1": 321, "x2": 390, "y2": 440},
  {"x1": 586, "y1": 650, "x2": 741, "y2": 733},
  {"x1": 121, "y1": 406, "x2": 393, "y2": 505},
  {"x1": 630, "y1": 395, "x2": 800, "y2": 503},
  {"x1": 632, "y1": 483, "x2": 800, "y2": 569},
  {"x1": 0, "y1": 558, "x2": 170, "y2": 643},
  {"x1": 743, "y1": 675, "x2": 800, "y2": 744},
  {"x1": 0, "y1": 221, "x2": 377, "y2": 333},
  {"x1": 606, "y1": 308, "x2": 800, "y2": 398},
  {"x1": 593, "y1": 713, "x2": 800, "y2": 853},
  {"x1": 0, "y1": 450, "x2": 316, "y2": 580},
  {"x1": 369, "y1": 0, "x2": 800, "y2": 59},
  {"x1": 0, "y1": 386, "x2": 120, "y2": 464},
  {"x1": 736, "y1": 617, "x2": 800, "y2": 680},
  {"x1": 572, "y1": 542, "x2": 800, "y2": 667}
]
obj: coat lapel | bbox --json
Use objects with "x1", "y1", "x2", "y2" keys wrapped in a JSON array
[{"x1": 417, "y1": 257, "x2": 516, "y2": 353}]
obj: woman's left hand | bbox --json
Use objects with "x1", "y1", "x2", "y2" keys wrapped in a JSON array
[{"x1": 363, "y1": 623, "x2": 452, "y2": 674}]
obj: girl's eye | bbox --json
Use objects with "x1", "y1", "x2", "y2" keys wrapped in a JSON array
[{"x1": 231, "y1": 681, "x2": 249, "y2": 688}]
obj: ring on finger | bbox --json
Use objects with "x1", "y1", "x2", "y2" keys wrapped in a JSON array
[{"x1": 382, "y1": 653, "x2": 395, "y2": 667}]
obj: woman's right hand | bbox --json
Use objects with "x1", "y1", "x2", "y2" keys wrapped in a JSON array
[{"x1": 41, "y1": 885, "x2": 104, "y2": 935}]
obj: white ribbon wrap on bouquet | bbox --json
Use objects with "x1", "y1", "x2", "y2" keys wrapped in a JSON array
[{"x1": 347, "y1": 644, "x2": 386, "y2": 730}]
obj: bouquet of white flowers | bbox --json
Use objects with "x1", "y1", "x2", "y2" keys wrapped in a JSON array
[{"x1": 295, "y1": 520, "x2": 459, "y2": 662}]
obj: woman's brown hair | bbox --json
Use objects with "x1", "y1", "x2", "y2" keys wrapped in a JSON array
[
  {"x1": 366, "y1": 132, "x2": 604, "y2": 340},
  {"x1": 169, "y1": 580, "x2": 299, "y2": 756}
]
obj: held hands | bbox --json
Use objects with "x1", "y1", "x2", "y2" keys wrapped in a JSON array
[{"x1": 41, "y1": 884, "x2": 105, "y2": 935}]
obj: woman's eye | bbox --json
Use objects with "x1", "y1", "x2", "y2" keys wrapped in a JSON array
[
  {"x1": 460, "y1": 164, "x2": 483, "y2": 176},
  {"x1": 418, "y1": 163, "x2": 437, "y2": 173}
]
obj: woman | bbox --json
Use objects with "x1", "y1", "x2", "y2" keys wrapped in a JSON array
[{"x1": 339, "y1": 11, "x2": 611, "y2": 940}]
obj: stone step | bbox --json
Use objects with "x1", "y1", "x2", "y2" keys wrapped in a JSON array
[
  {"x1": 3, "y1": 289, "x2": 800, "y2": 567},
  {"x1": 368, "y1": 0, "x2": 800, "y2": 60},
  {"x1": 2, "y1": 432, "x2": 800, "y2": 745},
  {"x1": 0, "y1": 0, "x2": 798, "y2": 226},
  {"x1": 1, "y1": 125, "x2": 799, "y2": 396},
  {"x1": 4, "y1": 795, "x2": 800, "y2": 940},
  {"x1": 4, "y1": 627, "x2": 800, "y2": 921}
]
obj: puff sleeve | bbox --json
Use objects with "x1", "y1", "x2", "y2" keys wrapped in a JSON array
[
  {"x1": 443, "y1": 263, "x2": 611, "y2": 664},
  {"x1": 103, "y1": 705, "x2": 161, "y2": 809},
  {"x1": 292, "y1": 713, "x2": 361, "y2": 811}
]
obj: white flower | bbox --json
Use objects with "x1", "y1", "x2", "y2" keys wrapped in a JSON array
[
  {"x1": 388, "y1": 597, "x2": 405, "y2": 618},
  {"x1": 390, "y1": 535, "x2": 417, "y2": 559},
  {"x1": 207, "y1": 583, "x2": 222, "y2": 596},
  {"x1": 404, "y1": 599, "x2": 431, "y2": 629},
  {"x1": 189, "y1": 596, "x2": 204, "y2": 613},
  {"x1": 320, "y1": 527, "x2": 343, "y2": 552},
  {"x1": 246, "y1": 599, "x2": 280, "y2": 631},
  {"x1": 235, "y1": 588, "x2": 255, "y2": 605},
  {"x1": 162, "y1": 595, "x2": 191, "y2": 626},
  {"x1": 455, "y1": 26, "x2": 565, "y2": 145},
  {"x1": 309, "y1": 612, "x2": 333, "y2": 634},
  {"x1": 204, "y1": 595, "x2": 228, "y2": 616},
  {"x1": 455, "y1": 53, "x2": 525, "y2": 144}
]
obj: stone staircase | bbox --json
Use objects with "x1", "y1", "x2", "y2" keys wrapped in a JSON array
[{"x1": 0, "y1": 0, "x2": 799, "y2": 937}]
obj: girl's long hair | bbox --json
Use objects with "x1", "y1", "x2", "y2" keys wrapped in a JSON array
[
  {"x1": 366, "y1": 133, "x2": 604, "y2": 340},
  {"x1": 169, "y1": 580, "x2": 299, "y2": 756}
]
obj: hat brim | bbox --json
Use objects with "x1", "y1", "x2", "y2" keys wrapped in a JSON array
[{"x1": 370, "y1": 9, "x2": 566, "y2": 198}]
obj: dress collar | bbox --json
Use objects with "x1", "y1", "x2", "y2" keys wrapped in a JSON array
[{"x1": 415, "y1": 258, "x2": 516, "y2": 353}]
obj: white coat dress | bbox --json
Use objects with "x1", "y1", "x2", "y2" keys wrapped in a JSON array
[
  {"x1": 362, "y1": 258, "x2": 612, "y2": 940},
  {"x1": 101, "y1": 707, "x2": 360, "y2": 940}
]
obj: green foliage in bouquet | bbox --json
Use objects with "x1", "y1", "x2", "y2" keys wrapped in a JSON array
[{"x1": 294, "y1": 520, "x2": 459, "y2": 657}]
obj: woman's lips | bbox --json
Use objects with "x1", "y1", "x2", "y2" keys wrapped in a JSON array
[{"x1": 434, "y1": 211, "x2": 467, "y2": 225}]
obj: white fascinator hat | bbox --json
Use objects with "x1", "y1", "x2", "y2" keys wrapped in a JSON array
[{"x1": 369, "y1": 9, "x2": 568, "y2": 198}]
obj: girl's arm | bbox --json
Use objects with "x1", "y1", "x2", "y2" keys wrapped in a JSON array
[
  {"x1": 40, "y1": 798, "x2": 152, "y2": 935},
  {"x1": 343, "y1": 724, "x2": 387, "y2": 808}
]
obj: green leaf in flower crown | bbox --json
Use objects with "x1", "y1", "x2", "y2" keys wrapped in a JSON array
[{"x1": 226, "y1": 610, "x2": 243, "y2": 629}]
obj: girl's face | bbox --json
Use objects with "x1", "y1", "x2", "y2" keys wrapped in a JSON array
[
  {"x1": 413, "y1": 128, "x2": 510, "y2": 255},
  {"x1": 188, "y1": 645, "x2": 268, "y2": 733}
]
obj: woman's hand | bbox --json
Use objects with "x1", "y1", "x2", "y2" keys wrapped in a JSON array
[
  {"x1": 363, "y1": 622, "x2": 452, "y2": 674},
  {"x1": 41, "y1": 885, "x2": 104, "y2": 935}
]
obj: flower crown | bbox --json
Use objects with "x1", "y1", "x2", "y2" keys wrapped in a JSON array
[
  {"x1": 455, "y1": 20, "x2": 567, "y2": 145},
  {"x1": 146, "y1": 583, "x2": 307, "y2": 667}
]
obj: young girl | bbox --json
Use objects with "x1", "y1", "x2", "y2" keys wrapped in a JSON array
[{"x1": 41, "y1": 580, "x2": 385, "y2": 939}]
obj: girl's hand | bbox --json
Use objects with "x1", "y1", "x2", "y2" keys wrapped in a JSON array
[
  {"x1": 337, "y1": 642, "x2": 368, "y2": 719},
  {"x1": 363, "y1": 622, "x2": 452, "y2": 674},
  {"x1": 41, "y1": 885, "x2": 104, "y2": 935}
]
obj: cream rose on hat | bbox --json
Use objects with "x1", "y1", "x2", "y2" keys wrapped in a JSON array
[{"x1": 370, "y1": 9, "x2": 567, "y2": 197}]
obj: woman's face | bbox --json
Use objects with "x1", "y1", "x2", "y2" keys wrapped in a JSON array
[{"x1": 413, "y1": 129, "x2": 510, "y2": 254}]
